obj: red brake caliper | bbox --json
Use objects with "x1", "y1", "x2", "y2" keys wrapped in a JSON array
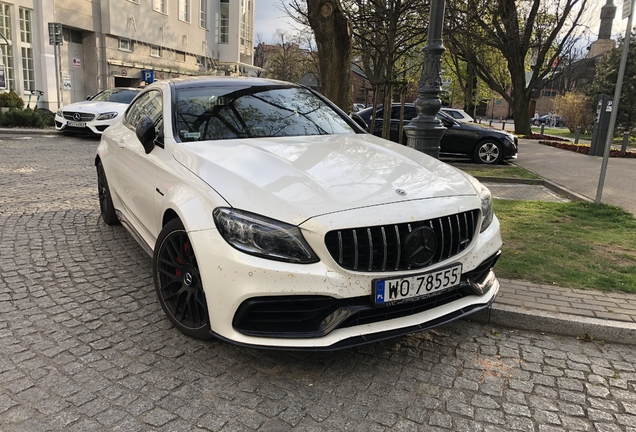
[{"x1": 175, "y1": 241, "x2": 189, "y2": 277}]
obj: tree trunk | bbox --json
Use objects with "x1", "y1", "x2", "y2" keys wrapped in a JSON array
[{"x1": 306, "y1": 0, "x2": 353, "y2": 112}]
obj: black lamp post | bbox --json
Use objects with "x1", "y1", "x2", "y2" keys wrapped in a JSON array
[{"x1": 404, "y1": 0, "x2": 446, "y2": 158}]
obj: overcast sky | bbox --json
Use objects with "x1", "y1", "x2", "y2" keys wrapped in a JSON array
[
  {"x1": 253, "y1": 0, "x2": 633, "y2": 46},
  {"x1": 254, "y1": 1, "x2": 298, "y2": 44}
]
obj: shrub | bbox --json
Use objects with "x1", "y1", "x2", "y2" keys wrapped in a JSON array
[
  {"x1": 0, "y1": 108, "x2": 54, "y2": 128},
  {"x1": 0, "y1": 91, "x2": 25, "y2": 109},
  {"x1": 553, "y1": 93, "x2": 595, "y2": 135}
]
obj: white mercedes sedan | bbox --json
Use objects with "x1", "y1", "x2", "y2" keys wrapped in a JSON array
[
  {"x1": 95, "y1": 77, "x2": 502, "y2": 350},
  {"x1": 56, "y1": 87, "x2": 140, "y2": 135}
]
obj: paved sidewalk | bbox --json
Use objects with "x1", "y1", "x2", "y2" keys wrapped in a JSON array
[{"x1": 475, "y1": 279, "x2": 636, "y2": 345}]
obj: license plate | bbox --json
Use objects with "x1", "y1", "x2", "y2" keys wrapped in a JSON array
[
  {"x1": 68, "y1": 121, "x2": 86, "y2": 127},
  {"x1": 373, "y1": 264, "x2": 462, "y2": 304}
]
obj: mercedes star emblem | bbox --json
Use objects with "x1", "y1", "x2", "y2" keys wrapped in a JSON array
[
  {"x1": 403, "y1": 226, "x2": 437, "y2": 267},
  {"x1": 73, "y1": 113, "x2": 82, "y2": 121},
  {"x1": 184, "y1": 272, "x2": 194, "y2": 286}
]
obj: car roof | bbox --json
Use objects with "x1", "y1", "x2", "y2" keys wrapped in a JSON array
[{"x1": 167, "y1": 76, "x2": 298, "y2": 90}]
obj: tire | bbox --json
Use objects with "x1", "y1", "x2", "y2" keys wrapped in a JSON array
[
  {"x1": 96, "y1": 162, "x2": 120, "y2": 225},
  {"x1": 473, "y1": 141, "x2": 503, "y2": 164},
  {"x1": 153, "y1": 219, "x2": 213, "y2": 340}
]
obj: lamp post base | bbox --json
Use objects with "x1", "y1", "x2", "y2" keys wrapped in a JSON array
[{"x1": 404, "y1": 118, "x2": 445, "y2": 159}]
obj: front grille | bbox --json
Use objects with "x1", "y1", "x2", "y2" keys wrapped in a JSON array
[
  {"x1": 63, "y1": 111, "x2": 95, "y2": 121},
  {"x1": 324, "y1": 209, "x2": 479, "y2": 272}
]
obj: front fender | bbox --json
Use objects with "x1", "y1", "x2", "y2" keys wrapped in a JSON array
[{"x1": 155, "y1": 162, "x2": 230, "y2": 235}]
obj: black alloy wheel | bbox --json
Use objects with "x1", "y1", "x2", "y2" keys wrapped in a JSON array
[
  {"x1": 473, "y1": 141, "x2": 503, "y2": 164},
  {"x1": 97, "y1": 162, "x2": 119, "y2": 225},
  {"x1": 153, "y1": 219, "x2": 213, "y2": 340}
]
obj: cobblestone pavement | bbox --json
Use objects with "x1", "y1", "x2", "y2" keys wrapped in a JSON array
[{"x1": 1, "y1": 135, "x2": 636, "y2": 431}]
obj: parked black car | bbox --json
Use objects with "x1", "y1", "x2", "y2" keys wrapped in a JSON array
[{"x1": 352, "y1": 104, "x2": 518, "y2": 164}]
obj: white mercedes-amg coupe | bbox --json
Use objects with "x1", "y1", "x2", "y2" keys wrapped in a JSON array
[{"x1": 96, "y1": 76, "x2": 502, "y2": 350}]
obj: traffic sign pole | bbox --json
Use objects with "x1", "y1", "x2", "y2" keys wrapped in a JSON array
[{"x1": 596, "y1": 0, "x2": 635, "y2": 204}]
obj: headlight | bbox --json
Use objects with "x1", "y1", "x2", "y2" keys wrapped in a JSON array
[
  {"x1": 213, "y1": 208, "x2": 319, "y2": 264},
  {"x1": 56, "y1": 109, "x2": 62, "y2": 117},
  {"x1": 97, "y1": 112, "x2": 118, "y2": 120},
  {"x1": 462, "y1": 174, "x2": 494, "y2": 232},
  {"x1": 478, "y1": 183, "x2": 493, "y2": 232}
]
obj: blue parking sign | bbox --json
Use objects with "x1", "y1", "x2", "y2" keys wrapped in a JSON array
[{"x1": 142, "y1": 70, "x2": 155, "y2": 83}]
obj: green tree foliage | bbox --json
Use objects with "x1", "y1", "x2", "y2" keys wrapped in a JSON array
[
  {"x1": 284, "y1": 0, "x2": 427, "y2": 139},
  {"x1": 588, "y1": 33, "x2": 636, "y2": 134},
  {"x1": 264, "y1": 30, "x2": 315, "y2": 83},
  {"x1": 343, "y1": 0, "x2": 428, "y2": 139},
  {"x1": 445, "y1": 0, "x2": 590, "y2": 135}
]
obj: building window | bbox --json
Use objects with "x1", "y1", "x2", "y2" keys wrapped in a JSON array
[
  {"x1": 21, "y1": 47, "x2": 34, "y2": 91},
  {"x1": 150, "y1": 45, "x2": 162, "y2": 57},
  {"x1": 118, "y1": 38, "x2": 133, "y2": 52},
  {"x1": 0, "y1": 4, "x2": 14, "y2": 91},
  {"x1": 153, "y1": 0, "x2": 166, "y2": 13},
  {"x1": 220, "y1": 0, "x2": 229, "y2": 43},
  {"x1": 200, "y1": 0, "x2": 208, "y2": 29},
  {"x1": 176, "y1": 51, "x2": 186, "y2": 62},
  {"x1": 19, "y1": 8, "x2": 31, "y2": 44},
  {"x1": 179, "y1": 0, "x2": 189, "y2": 22},
  {"x1": 238, "y1": 0, "x2": 252, "y2": 50},
  {"x1": 542, "y1": 90, "x2": 557, "y2": 97}
]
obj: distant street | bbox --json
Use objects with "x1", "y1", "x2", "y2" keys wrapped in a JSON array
[{"x1": 512, "y1": 139, "x2": 636, "y2": 216}]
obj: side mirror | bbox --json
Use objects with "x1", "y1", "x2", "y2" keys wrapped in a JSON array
[
  {"x1": 351, "y1": 114, "x2": 368, "y2": 130},
  {"x1": 136, "y1": 115, "x2": 156, "y2": 154}
]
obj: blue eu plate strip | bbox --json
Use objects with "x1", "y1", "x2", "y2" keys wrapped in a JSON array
[{"x1": 375, "y1": 281, "x2": 385, "y2": 303}]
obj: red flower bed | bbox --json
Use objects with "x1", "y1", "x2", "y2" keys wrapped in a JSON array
[
  {"x1": 524, "y1": 133, "x2": 570, "y2": 141},
  {"x1": 538, "y1": 140, "x2": 636, "y2": 158}
]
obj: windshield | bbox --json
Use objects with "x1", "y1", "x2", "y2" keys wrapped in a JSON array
[
  {"x1": 175, "y1": 86, "x2": 356, "y2": 142},
  {"x1": 92, "y1": 89, "x2": 140, "y2": 104}
]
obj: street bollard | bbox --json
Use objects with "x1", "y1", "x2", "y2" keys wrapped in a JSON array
[
  {"x1": 622, "y1": 132, "x2": 629, "y2": 153},
  {"x1": 502, "y1": 122, "x2": 506, "y2": 130},
  {"x1": 575, "y1": 126, "x2": 581, "y2": 144},
  {"x1": 489, "y1": 120, "x2": 492, "y2": 127},
  {"x1": 540, "y1": 125, "x2": 545, "y2": 136}
]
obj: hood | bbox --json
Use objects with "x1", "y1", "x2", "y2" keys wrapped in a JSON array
[
  {"x1": 454, "y1": 121, "x2": 514, "y2": 139},
  {"x1": 173, "y1": 134, "x2": 477, "y2": 225},
  {"x1": 60, "y1": 100, "x2": 129, "y2": 114}
]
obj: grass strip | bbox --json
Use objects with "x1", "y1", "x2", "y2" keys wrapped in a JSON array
[
  {"x1": 494, "y1": 200, "x2": 636, "y2": 293},
  {"x1": 461, "y1": 165, "x2": 541, "y2": 180}
]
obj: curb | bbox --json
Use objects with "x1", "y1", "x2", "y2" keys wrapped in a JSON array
[
  {"x1": 0, "y1": 127, "x2": 57, "y2": 135},
  {"x1": 468, "y1": 303, "x2": 636, "y2": 345}
]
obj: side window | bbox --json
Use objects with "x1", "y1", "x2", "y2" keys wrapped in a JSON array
[{"x1": 405, "y1": 106, "x2": 418, "y2": 120}]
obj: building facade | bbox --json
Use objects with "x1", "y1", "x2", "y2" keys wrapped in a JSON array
[{"x1": 0, "y1": 0, "x2": 256, "y2": 110}]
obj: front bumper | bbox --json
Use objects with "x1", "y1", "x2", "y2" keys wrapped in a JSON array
[
  {"x1": 187, "y1": 208, "x2": 503, "y2": 350},
  {"x1": 503, "y1": 137, "x2": 519, "y2": 160},
  {"x1": 55, "y1": 115, "x2": 113, "y2": 135}
]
